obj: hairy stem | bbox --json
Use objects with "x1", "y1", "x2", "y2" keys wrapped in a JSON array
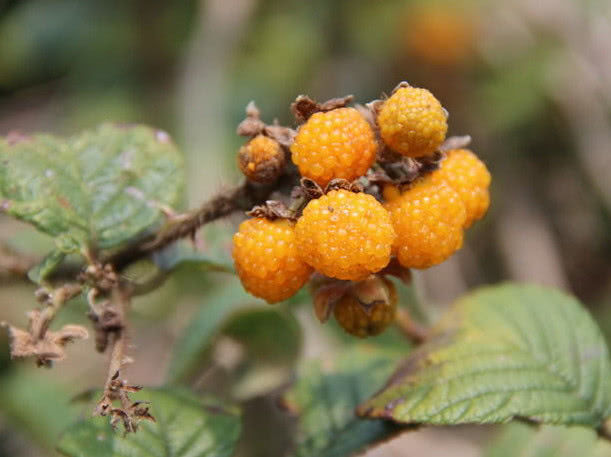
[
  {"x1": 395, "y1": 308, "x2": 428, "y2": 344},
  {"x1": 34, "y1": 283, "x2": 82, "y2": 341},
  {"x1": 108, "y1": 175, "x2": 294, "y2": 271},
  {"x1": 104, "y1": 285, "x2": 130, "y2": 389}
]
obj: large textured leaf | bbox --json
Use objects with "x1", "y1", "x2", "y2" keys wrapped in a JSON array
[
  {"x1": 0, "y1": 124, "x2": 183, "y2": 252},
  {"x1": 284, "y1": 346, "x2": 405, "y2": 457},
  {"x1": 359, "y1": 284, "x2": 611, "y2": 428},
  {"x1": 57, "y1": 389, "x2": 241, "y2": 457},
  {"x1": 485, "y1": 423, "x2": 611, "y2": 457}
]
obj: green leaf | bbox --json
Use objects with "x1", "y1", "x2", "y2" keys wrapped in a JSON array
[
  {"x1": 359, "y1": 284, "x2": 611, "y2": 428},
  {"x1": 57, "y1": 388, "x2": 241, "y2": 457},
  {"x1": 0, "y1": 367, "x2": 80, "y2": 448},
  {"x1": 167, "y1": 280, "x2": 303, "y2": 399},
  {"x1": 27, "y1": 248, "x2": 66, "y2": 283},
  {"x1": 284, "y1": 346, "x2": 405, "y2": 457},
  {"x1": 167, "y1": 280, "x2": 260, "y2": 384},
  {"x1": 222, "y1": 307, "x2": 302, "y2": 399},
  {"x1": 485, "y1": 423, "x2": 611, "y2": 457},
  {"x1": 154, "y1": 245, "x2": 234, "y2": 274},
  {"x1": 224, "y1": 307, "x2": 301, "y2": 365},
  {"x1": 0, "y1": 123, "x2": 184, "y2": 253}
]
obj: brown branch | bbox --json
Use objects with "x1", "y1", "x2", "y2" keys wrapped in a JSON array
[
  {"x1": 94, "y1": 282, "x2": 153, "y2": 433},
  {"x1": 107, "y1": 174, "x2": 295, "y2": 272},
  {"x1": 104, "y1": 286, "x2": 129, "y2": 388},
  {"x1": 33, "y1": 284, "x2": 84, "y2": 340}
]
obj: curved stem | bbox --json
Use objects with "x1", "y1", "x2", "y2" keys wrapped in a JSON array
[{"x1": 107, "y1": 175, "x2": 295, "y2": 271}]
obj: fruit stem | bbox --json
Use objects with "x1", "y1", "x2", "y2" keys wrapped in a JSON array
[{"x1": 395, "y1": 308, "x2": 429, "y2": 343}]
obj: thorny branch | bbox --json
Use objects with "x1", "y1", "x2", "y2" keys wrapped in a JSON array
[
  {"x1": 93, "y1": 282, "x2": 154, "y2": 433},
  {"x1": 107, "y1": 173, "x2": 296, "y2": 272}
]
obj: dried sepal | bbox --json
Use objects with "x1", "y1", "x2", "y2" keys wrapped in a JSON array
[
  {"x1": 236, "y1": 101, "x2": 266, "y2": 137},
  {"x1": 291, "y1": 94, "x2": 354, "y2": 123},
  {"x1": 263, "y1": 123, "x2": 297, "y2": 149},
  {"x1": 80, "y1": 262, "x2": 119, "y2": 292},
  {"x1": 370, "y1": 152, "x2": 444, "y2": 189},
  {"x1": 2, "y1": 317, "x2": 88, "y2": 367},
  {"x1": 380, "y1": 258, "x2": 412, "y2": 285},
  {"x1": 350, "y1": 277, "x2": 393, "y2": 312},
  {"x1": 310, "y1": 276, "x2": 351, "y2": 323},
  {"x1": 332, "y1": 276, "x2": 398, "y2": 338},
  {"x1": 237, "y1": 102, "x2": 296, "y2": 149},
  {"x1": 440, "y1": 135, "x2": 472, "y2": 152},
  {"x1": 246, "y1": 200, "x2": 294, "y2": 221},
  {"x1": 391, "y1": 81, "x2": 412, "y2": 94},
  {"x1": 325, "y1": 178, "x2": 364, "y2": 194},
  {"x1": 87, "y1": 291, "x2": 124, "y2": 353},
  {"x1": 95, "y1": 370, "x2": 153, "y2": 435},
  {"x1": 299, "y1": 178, "x2": 325, "y2": 199}
]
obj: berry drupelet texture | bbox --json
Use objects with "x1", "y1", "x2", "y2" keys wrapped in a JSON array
[
  {"x1": 430, "y1": 148, "x2": 491, "y2": 228},
  {"x1": 377, "y1": 86, "x2": 447, "y2": 157},
  {"x1": 295, "y1": 190, "x2": 395, "y2": 281},
  {"x1": 232, "y1": 218, "x2": 312, "y2": 303},
  {"x1": 291, "y1": 108, "x2": 377, "y2": 187},
  {"x1": 238, "y1": 134, "x2": 285, "y2": 183},
  {"x1": 385, "y1": 178, "x2": 466, "y2": 269}
]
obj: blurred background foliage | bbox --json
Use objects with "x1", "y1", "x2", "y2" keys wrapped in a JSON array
[{"x1": 0, "y1": 0, "x2": 610, "y2": 456}]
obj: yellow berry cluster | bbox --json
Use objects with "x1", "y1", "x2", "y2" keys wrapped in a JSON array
[{"x1": 231, "y1": 83, "x2": 491, "y2": 336}]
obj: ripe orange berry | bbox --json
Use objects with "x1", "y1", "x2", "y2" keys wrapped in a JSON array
[
  {"x1": 291, "y1": 108, "x2": 377, "y2": 187},
  {"x1": 377, "y1": 86, "x2": 447, "y2": 157},
  {"x1": 385, "y1": 178, "x2": 466, "y2": 269},
  {"x1": 334, "y1": 277, "x2": 397, "y2": 338},
  {"x1": 238, "y1": 135, "x2": 285, "y2": 183},
  {"x1": 403, "y1": 6, "x2": 474, "y2": 66},
  {"x1": 232, "y1": 218, "x2": 312, "y2": 303},
  {"x1": 295, "y1": 190, "x2": 395, "y2": 281},
  {"x1": 430, "y1": 148, "x2": 491, "y2": 228}
]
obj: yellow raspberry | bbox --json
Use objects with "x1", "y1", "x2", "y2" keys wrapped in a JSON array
[
  {"x1": 238, "y1": 135, "x2": 285, "y2": 183},
  {"x1": 295, "y1": 190, "x2": 395, "y2": 281},
  {"x1": 291, "y1": 108, "x2": 377, "y2": 187},
  {"x1": 385, "y1": 178, "x2": 466, "y2": 269},
  {"x1": 430, "y1": 148, "x2": 491, "y2": 228},
  {"x1": 334, "y1": 277, "x2": 397, "y2": 338},
  {"x1": 377, "y1": 86, "x2": 447, "y2": 157},
  {"x1": 403, "y1": 6, "x2": 474, "y2": 66},
  {"x1": 232, "y1": 218, "x2": 312, "y2": 303}
]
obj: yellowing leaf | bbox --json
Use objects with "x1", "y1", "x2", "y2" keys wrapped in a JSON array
[{"x1": 359, "y1": 284, "x2": 611, "y2": 428}]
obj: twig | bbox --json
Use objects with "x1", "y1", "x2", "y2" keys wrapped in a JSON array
[
  {"x1": 94, "y1": 283, "x2": 153, "y2": 433},
  {"x1": 107, "y1": 175, "x2": 295, "y2": 271},
  {"x1": 395, "y1": 308, "x2": 429, "y2": 344},
  {"x1": 33, "y1": 283, "x2": 83, "y2": 340},
  {"x1": 103, "y1": 286, "x2": 129, "y2": 390}
]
